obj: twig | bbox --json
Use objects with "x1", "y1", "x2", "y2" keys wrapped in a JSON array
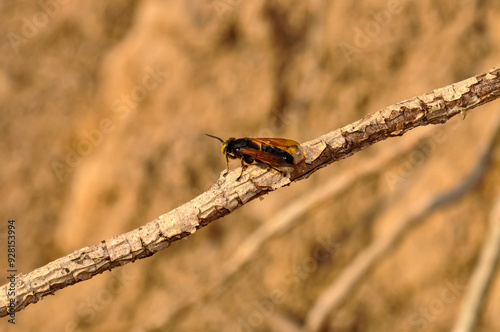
[
  {"x1": 1, "y1": 67, "x2": 499, "y2": 317},
  {"x1": 452, "y1": 192, "x2": 500, "y2": 332},
  {"x1": 304, "y1": 112, "x2": 500, "y2": 332}
]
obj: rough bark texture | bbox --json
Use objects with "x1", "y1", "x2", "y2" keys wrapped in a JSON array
[{"x1": 1, "y1": 67, "x2": 499, "y2": 318}]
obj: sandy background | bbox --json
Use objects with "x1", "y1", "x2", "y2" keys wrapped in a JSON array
[{"x1": 1, "y1": 0, "x2": 500, "y2": 331}]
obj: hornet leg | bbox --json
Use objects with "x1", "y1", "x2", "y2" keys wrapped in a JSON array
[{"x1": 236, "y1": 159, "x2": 248, "y2": 181}]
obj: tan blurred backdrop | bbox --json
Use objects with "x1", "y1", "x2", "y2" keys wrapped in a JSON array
[{"x1": 1, "y1": 0, "x2": 500, "y2": 331}]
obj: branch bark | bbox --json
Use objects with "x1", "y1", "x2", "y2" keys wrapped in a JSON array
[{"x1": 2, "y1": 67, "x2": 500, "y2": 318}]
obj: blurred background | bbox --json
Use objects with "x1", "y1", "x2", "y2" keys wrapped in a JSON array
[{"x1": 1, "y1": 0, "x2": 500, "y2": 331}]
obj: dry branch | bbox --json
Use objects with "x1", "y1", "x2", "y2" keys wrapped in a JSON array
[{"x1": 1, "y1": 67, "x2": 500, "y2": 317}]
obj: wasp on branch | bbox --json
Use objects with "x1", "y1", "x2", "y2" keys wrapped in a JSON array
[{"x1": 206, "y1": 134, "x2": 305, "y2": 180}]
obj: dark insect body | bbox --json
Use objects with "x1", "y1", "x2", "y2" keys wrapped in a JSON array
[{"x1": 206, "y1": 134, "x2": 304, "y2": 180}]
